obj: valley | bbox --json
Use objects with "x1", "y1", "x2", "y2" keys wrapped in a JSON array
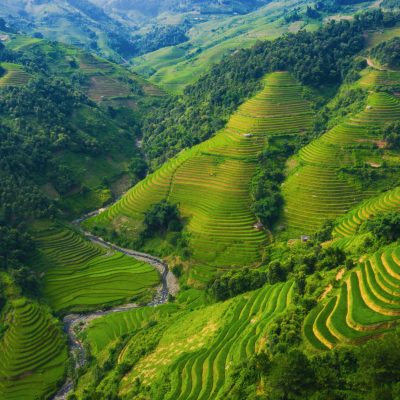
[{"x1": 3, "y1": 4, "x2": 400, "y2": 400}]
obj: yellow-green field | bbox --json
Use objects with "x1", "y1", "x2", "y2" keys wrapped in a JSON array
[
  {"x1": 86, "y1": 72, "x2": 314, "y2": 271},
  {"x1": 282, "y1": 69, "x2": 400, "y2": 235},
  {"x1": 31, "y1": 227, "x2": 160, "y2": 313},
  {"x1": 0, "y1": 298, "x2": 67, "y2": 400},
  {"x1": 0, "y1": 63, "x2": 31, "y2": 87},
  {"x1": 304, "y1": 245, "x2": 400, "y2": 350}
]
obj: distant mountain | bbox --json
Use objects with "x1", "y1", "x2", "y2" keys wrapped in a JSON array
[
  {"x1": 0, "y1": 0, "x2": 137, "y2": 61},
  {"x1": 0, "y1": 0, "x2": 272, "y2": 62},
  {"x1": 92, "y1": 0, "x2": 272, "y2": 19}
]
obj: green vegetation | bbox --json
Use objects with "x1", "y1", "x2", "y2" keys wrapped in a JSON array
[
  {"x1": 209, "y1": 268, "x2": 267, "y2": 301},
  {"x1": 370, "y1": 36, "x2": 400, "y2": 68},
  {"x1": 5, "y1": 6, "x2": 400, "y2": 400},
  {"x1": 0, "y1": 298, "x2": 67, "y2": 400},
  {"x1": 141, "y1": 14, "x2": 374, "y2": 166},
  {"x1": 73, "y1": 280, "x2": 293, "y2": 399},
  {"x1": 86, "y1": 72, "x2": 313, "y2": 277},
  {"x1": 282, "y1": 68, "x2": 400, "y2": 235},
  {"x1": 0, "y1": 34, "x2": 164, "y2": 400},
  {"x1": 31, "y1": 226, "x2": 160, "y2": 313},
  {"x1": 133, "y1": 0, "x2": 377, "y2": 93},
  {"x1": 0, "y1": 63, "x2": 31, "y2": 87}
]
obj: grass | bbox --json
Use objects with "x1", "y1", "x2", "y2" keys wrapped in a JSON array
[
  {"x1": 304, "y1": 245, "x2": 400, "y2": 350},
  {"x1": 0, "y1": 298, "x2": 67, "y2": 400},
  {"x1": 85, "y1": 304, "x2": 179, "y2": 356},
  {"x1": 119, "y1": 281, "x2": 293, "y2": 399},
  {"x1": 0, "y1": 63, "x2": 31, "y2": 87},
  {"x1": 30, "y1": 226, "x2": 160, "y2": 313},
  {"x1": 365, "y1": 26, "x2": 400, "y2": 49},
  {"x1": 5, "y1": 35, "x2": 42, "y2": 51},
  {"x1": 86, "y1": 72, "x2": 314, "y2": 270}
]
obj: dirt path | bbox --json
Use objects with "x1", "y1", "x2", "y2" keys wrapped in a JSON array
[
  {"x1": 366, "y1": 57, "x2": 387, "y2": 71},
  {"x1": 53, "y1": 209, "x2": 178, "y2": 400}
]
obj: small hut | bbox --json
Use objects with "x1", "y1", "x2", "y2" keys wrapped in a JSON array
[{"x1": 253, "y1": 222, "x2": 264, "y2": 230}]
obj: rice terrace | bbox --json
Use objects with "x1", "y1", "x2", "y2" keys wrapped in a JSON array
[{"x1": 3, "y1": 2, "x2": 400, "y2": 400}]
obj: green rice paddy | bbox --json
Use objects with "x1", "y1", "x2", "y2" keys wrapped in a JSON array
[
  {"x1": 0, "y1": 298, "x2": 68, "y2": 400},
  {"x1": 333, "y1": 186, "x2": 400, "y2": 239},
  {"x1": 0, "y1": 63, "x2": 31, "y2": 87},
  {"x1": 32, "y1": 227, "x2": 160, "y2": 313},
  {"x1": 282, "y1": 72, "x2": 400, "y2": 236},
  {"x1": 304, "y1": 245, "x2": 400, "y2": 350},
  {"x1": 87, "y1": 72, "x2": 314, "y2": 268},
  {"x1": 119, "y1": 280, "x2": 293, "y2": 399}
]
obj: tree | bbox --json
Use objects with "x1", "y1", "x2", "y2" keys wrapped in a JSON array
[
  {"x1": 361, "y1": 211, "x2": 400, "y2": 242},
  {"x1": 267, "y1": 349, "x2": 314, "y2": 399},
  {"x1": 142, "y1": 200, "x2": 182, "y2": 236}
]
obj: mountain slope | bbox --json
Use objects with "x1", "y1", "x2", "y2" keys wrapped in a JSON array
[
  {"x1": 85, "y1": 72, "x2": 314, "y2": 277},
  {"x1": 282, "y1": 68, "x2": 400, "y2": 236}
]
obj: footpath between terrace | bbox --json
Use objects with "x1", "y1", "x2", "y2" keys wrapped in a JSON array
[{"x1": 53, "y1": 209, "x2": 178, "y2": 400}]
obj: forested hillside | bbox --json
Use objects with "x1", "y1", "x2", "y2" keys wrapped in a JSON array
[
  {"x1": 0, "y1": 33, "x2": 164, "y2": 400},
  {"x1": 3, "y1": 3, "x2": 400, "y2": 400}
]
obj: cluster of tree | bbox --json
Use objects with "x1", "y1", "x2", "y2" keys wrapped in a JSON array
[
  {"x1": 130, "y1": 25, "x2": 189, "y2": 58},
  {"x1": 338, "y1": 164, "x2": 390, "y2": 190},
  {"x1": 250, "y1": 143, "x2": 295, "y2": 227},
  {"x1": 313, "y1": 85, "x2": 367, "y2": 137},
  {"x1": 142, "y1": 10, "x2": 398, "y2": 167},
  {"x1": 382, "y1": 0, "x2": 400, "y2": 9},
  {"x1": 209, "y1": 268, "x2": 268, "y2": 301},
  {"x1": 66, "y1": 0, "x2": 113, "y2": 23},
  {"x1": 370, "y1": 37, "x2": 400, "y2": 68},
  {"x1": 0, "y1": 226, "x2": 34, "y2": 269},
  {"x1": 0, "y1": 45, "x2": 148, "y2": 295},
  {"x1": 0, "y1": 223, "x2": 40, "y2": 297},
  {"x1": 382, "y1": 121, "x2": 400, "y2": 149},
  {"x1": 361, "y1": 211, "x2": 400, "y2": 243},
  {"x1": 266, "y1": 241, "x2": 350, "y2": 285},
  {"x1": 142, "y1": 200, "x2": 182, "y2": 237},
  {"x1": 107, "y1": 24, "x2": 188, "y2": 59},
  {"x1": 221, "y1": 330, "x2": 400, "y2": 400}
]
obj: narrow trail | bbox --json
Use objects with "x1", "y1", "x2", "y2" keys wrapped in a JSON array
[
  {"x1": 366, "y1": 57, "x2": 387, "y2": 71},
  {"x1": 53, "y1": 207, "x2": 177, "y2": 400}
]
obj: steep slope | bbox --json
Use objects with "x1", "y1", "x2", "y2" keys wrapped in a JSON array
[
  {"x1": 282, "y1": 69, "x2": 400, "y2": 236},
  {"x1": 0, "y1": 35, "x2": 164, "y2": 216},
  {"x1": 73, "y1": 281, "x2": 293, "y2": 399},
  {"x1": 0, "y1": 0, "x2": 133, "y2": 61},
  {"x1": 0, "y1": 298, "x2": 68, "y2": 400},
  {"x1": 30, "y1": 226, "x2": 160, "y2": 313},
  {"x1": 304, "y1": 245, "x2": 400, "y2": 350},
  {"x1": 86, "y1": 72, "x2": 314, "y2": 274},
  {"x1": 132, "y1": 0, "x2": 376, "y2": 93}
]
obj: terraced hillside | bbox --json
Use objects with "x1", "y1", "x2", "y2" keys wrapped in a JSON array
[
  {"x1": 85, "y1": 304, "x2": 179, "y2": 356},
  {"x1": 282, "y1": 71, "x2": 400, "y2": 235},
  {"x1": 333, "y1": 186, "x2": 400, "y2": 239},
  {"x1": 304, "y1": 245, "x2": 400, "y2": 350},
  {"x1": 86, "y1": 72, "x2": 314, "y2": 270},
  {"x1": 0, "y1": 298, "x2": 67, "y2": 400},
  {"x1": 117, "y1": 280, "x2": 293, "y2": 399},
  {"x1": 359, "y1": 69, "x2": 400, "y2": 88},
  {"x1": 0, "y1": 63, "x2": 31, "y2": 87},
  {"x1": 32, "y1": 227, "x2": 160, "y2": 312}
]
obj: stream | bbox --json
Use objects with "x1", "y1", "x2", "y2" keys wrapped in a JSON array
[{"x1": 53, "y1": 209, "x2": 177, "y2": 399}]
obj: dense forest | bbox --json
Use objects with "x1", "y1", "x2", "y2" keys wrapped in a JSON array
[{"x1": 0, "y1": 43, "x2": 147, "y2": 297}]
